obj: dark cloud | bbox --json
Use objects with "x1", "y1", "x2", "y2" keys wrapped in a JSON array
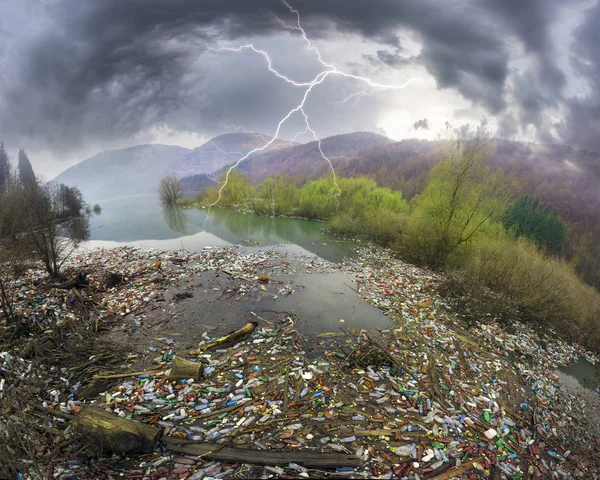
[
  {"x1": 558, "y1": 1, "x2": 600, "y2": 152},
  {"x1": 364, "y1": 49, "x2": 416, "y2": 68},
  {"x1": 413, "y1": 118, "x2": 429, "y2": 130},
  {"x1": 0, "y1": 0, "x2": 598, "y2": 161}
]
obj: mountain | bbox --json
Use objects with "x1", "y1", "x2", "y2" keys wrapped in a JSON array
[
  {"x1": 165, "y1": 133, "x2": 294, "y2": 181},
  {"x1": 52, "y1": 133, "x2": 292, "y2": 202},
  {"x1": 52, "y1": 144, "x2": 190, "y2": 202},
  {"x1": 180, "y1": 131, "x2": 393, "y2": 193},
  {"x1": 235, "y1": 131, "x2": 393, "y2": 183}
]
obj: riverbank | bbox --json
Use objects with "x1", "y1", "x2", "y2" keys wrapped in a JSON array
[{"x1": 1, "y1": 244, "x2": 599, "y2": 478}]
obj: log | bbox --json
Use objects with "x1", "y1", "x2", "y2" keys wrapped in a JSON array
[
  {"x1": 199, "y1": 321, "x2": 258, "y2": 352},
  {"x1": 73, "y1": 406, "x2": 161, "y2": 454},
  {"x1": 428, "y1": 457, "x2": 483, "y2": 480},
  {"x1": 92, "y1": 369, "x2": 162, "y2": 380},
  {"x1": 163, "y1": 439, "x2": 362, "y2": 468},
  {"x1": 167, "y1": 356, "x2": 203, "y2": 381}
]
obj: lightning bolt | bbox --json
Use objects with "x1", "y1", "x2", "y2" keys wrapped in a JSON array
[{"x1": 202, "y1": 0, "x2": 418, "y2": 224}]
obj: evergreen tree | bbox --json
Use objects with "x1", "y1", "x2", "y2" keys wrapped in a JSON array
[
  {"x1": 18, "y1": 149, "x2": 37, "y2": 190},
  {"x1": 502, "y1": 195, "x2": 567, "y2": 254},
  {"x1": 0, "y1": 143, "x2": 10, "y2": 191}
]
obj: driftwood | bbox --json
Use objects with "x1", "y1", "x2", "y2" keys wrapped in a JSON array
[
  {"x1": 199, "y1": 321, "x2": 258, "y2": 352},
  {"x1": 70, "y1": 407, "x2": 360, "y2": 468},
  {"x1": 55, "y1": 271, "x2": 88, "y2": 290},
  {"x1": 92, "y1": 369, "x2": 162, "y2": 380},
  {"x1": 73, "y1": 406, "x2": 161, "y2": 454},
  {"x1": 428, "y1": 457, "x2": 483, "y2": 480},
  {"x1": 167, "y1": 356, "x2": 203, "y2": 381},
  {"x1": 163, "y1": 438, "x2": 362, "y2": 468}
]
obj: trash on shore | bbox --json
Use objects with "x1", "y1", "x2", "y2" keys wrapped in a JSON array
[{"x1": 1, "y1": 244, "x2": 599, "y2": 478}]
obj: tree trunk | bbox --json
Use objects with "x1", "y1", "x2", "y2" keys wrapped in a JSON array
[
  {"x1": 164, "y1": 439, "x2": 362, "y2": 468},
  {"x1": 73, "y1": 406, "x2": 161, "y2": 454}
]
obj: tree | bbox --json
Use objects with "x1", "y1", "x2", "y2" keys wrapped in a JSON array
[
  {"x1": 159, "y1": 174, "x2": 183, "y2": 205},
  {"x1": 219, "y1": 170, "x2": 253, "y2": 206},
  {"x1": 254, "y1": 175, "x2": 300, "y2": 215},
  {"x1": 0, "y1": 143, "x2": 10, "y2": 192},
  {"x1": 0, "y1": 182, "x2": 26, "y2": 323},
  {"x1": 23, "y1": 183, "x2": 91, "y2": 278},
  {"x1": 0, "y1": 198, "x2": 16, "y2": 323},
  {"x1": 502, "y1": 196, "x2": 567, "y2": 254},
  {"x1": 17, "y1": 149, "x2": 37, "y2": 190},
  {"x1": 400, "y1": 137, "x2": 511, "y2": 265}
]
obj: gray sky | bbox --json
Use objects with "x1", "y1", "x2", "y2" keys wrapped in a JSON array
[{"x1": 0, "y1": 0, "x2": 599, "y2": 178}]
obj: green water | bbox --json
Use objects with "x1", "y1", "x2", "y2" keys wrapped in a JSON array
[
  {"x1": 556, "y1": 359, "x2": 600, "y2": 394},
  {"x1": 88, "y1": 194, "x2": 356, "y2": 262}
]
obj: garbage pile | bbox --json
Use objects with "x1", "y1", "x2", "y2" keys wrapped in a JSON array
[
  {"x1": 52, "y1": 319, "x2": 598, "y2": 478},
  {"x1": 0, "y1": 351, "x2": 31, "y2": 400},
  {"x1": 343, "y1": 247, "x2": 599, "y2": 369},
  {"x1": 2, "y1": 244, "x2": 599, "y2": 479},
  {"x1": 3, "y1": 246, "x2": 302, "y2": 331}
]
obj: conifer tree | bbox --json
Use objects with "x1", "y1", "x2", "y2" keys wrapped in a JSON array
[
  {"x1": 0, "y1": 143, "x2": 10, "y2": 191},
  {"x1": 18, "y1": 149, "x2": 37, "y2": 190}
]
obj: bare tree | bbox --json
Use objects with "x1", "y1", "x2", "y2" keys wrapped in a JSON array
[
  {"x1": 159, "y1": 174, "x2": 183, "y2": 205},
  {"x1": 23, "y1": 183, "x2": 91, "y2": 278},
  {"x1": 0, "y1": 171, "x2": 22, "y2": 324}
]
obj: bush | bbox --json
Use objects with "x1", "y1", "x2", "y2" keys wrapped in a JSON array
[
  {"x1": 446, "y1": 234, "x2": 600, "y2": 348},
  {"x1": 251, "y1": 175, "x2": 299, "y2": 216},
  {"x1": 197, "y1": 171, "x2": 254, "y2": 207}
]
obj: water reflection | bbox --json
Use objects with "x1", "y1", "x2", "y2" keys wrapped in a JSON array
[
  {"x1": 162, "y1": 203, "x2": 188, "y2": 234},
  {"x1": 88, "y1": 195, "x2": 356, "y2": 262}
]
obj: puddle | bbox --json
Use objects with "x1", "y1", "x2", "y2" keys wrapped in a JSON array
[
  {"x1": 258, "y1": 271, "x2": 391, "y2": 334},
  {"x1": 555, "y1": 358, "x2": 600, "y2": 395}
]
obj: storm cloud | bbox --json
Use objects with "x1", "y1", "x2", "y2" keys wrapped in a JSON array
[
  {"x1": 0, "y1": 0, "x2": 599, "y2": 174},
  {"x1": 413, "y1": 119, "x2": 430, "y2": 130}
]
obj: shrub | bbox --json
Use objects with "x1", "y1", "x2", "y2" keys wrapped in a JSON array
[{"x1": 446, "y1": 234, "x2": 600, "y2": 348}]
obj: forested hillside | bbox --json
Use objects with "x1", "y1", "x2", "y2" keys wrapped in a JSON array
[{"x1": 322, "y1": 139, "x2": 600, "y2": 287}]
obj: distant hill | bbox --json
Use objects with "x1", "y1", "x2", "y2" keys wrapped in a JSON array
[
  {"x1": 166, "y1": 133, "x2": 293, "y2": 181},
  {"x1": 52, "y1": 133, "x2": 292, "y2": 202},
  {"x1": 52, "y1": 144, "x2": 191, "y2": 202},
  {"x1": 180, "y1": 131, "x2": 393, "y2": 193}
]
